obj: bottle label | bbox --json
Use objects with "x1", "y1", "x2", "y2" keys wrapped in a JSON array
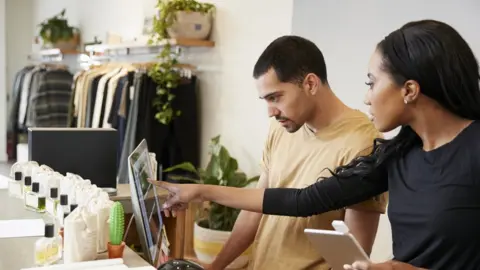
[
  {"x1": 46, "y1": 199, "x2": 56, "y2": 216},
  {"x1": 26, "y1": 193, "x2": 38, "y2": 208},
  {"x1": 56, "y1": 206, "x2": 64, "y2": 226},
  {"x1": 35, "y1": 242, "x2": 60, "y2": 266},
  {"x1": 8, "y1": 182, "x2": 22, "y2": 197},
  {"x1": 34, "y1": 249, "x2": 46, "y2": 265},
  {"x1": 49, "y1": 243, "x2": 59, "y2": 260}
]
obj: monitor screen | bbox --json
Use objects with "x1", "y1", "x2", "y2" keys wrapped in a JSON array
[
  {"x1": 28, "y1": 128, "x2": 118, "y2": 188},
  {"x1": 128, "y1": 139, "x2": 164, "y2": 266}
]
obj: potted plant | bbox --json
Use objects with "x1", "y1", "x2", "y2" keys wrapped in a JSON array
[
  {"x1": 154, "y1": 0, "x2": 215, "y2": 40},
  {"x1": 108, "y1": 201, "x2": 126, "y2": 259},
  {"x1": 148, "y1": 0, "x2": 215, "y2": 125},
  {"x1": 164, "y1": 135, "x2": 259, "y2": 268},
  {"x1": 38, "y1": 9, "x2": 80, "y2": 50}
]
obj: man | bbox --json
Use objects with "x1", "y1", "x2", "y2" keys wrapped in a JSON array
[{"x1": 207, "y1": 36, "x2": 388, "y2": 270}]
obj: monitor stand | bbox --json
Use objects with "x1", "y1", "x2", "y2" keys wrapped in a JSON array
[{"x1": 101, "y1": 187, "x2": 117, "y2": 196}]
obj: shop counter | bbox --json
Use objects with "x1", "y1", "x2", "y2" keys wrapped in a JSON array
[{"x1": 0, "y1": 188, "x2": 151, "y2": 269}]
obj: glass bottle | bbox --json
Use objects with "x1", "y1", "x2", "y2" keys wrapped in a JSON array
[
  {"x1": 25, "y1": 182, "x2": 46, "y2": 213},
  {"x1": 56, "y1": 194, "x2": 70, "y2": 226},
  {"x1": 9, "y1": 161, "x2": 24, "y2": 178},
  {"x1": 23, "y1": 176, "x2": 32, "y2": 194},
  {"x1": 34, "y1": 223, "x2": 61, "y2": 266},
  {"x1": 8, "y1": 171, "x2": 23, "y2": 198},
  {"x1": 46, "y1": 187, "x2": 59, "y2": 216}
]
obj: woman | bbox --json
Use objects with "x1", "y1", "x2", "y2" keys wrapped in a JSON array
[{"x1": 149, "y1": 19, "x2": 480, "y2": 270}]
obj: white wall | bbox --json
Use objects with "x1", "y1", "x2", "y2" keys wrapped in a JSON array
[
  {"x1": 6, "y1": 0, "x2": 34, "y2": 100},
  {"x1": 292, "y1": 0, "x2": 480, "y2": 262},
  {"x1": 0, "y1": 0, "x2": 7, "y2": 162},
  {"x1": 13, "y1": 0, "x2": 479, "y2": 263},
  {"x1": 21, "y1": 0, "x2": 294, "y2": 176}
]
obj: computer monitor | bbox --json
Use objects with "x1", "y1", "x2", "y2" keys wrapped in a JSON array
[
  {"x1": 128, "y1": 139, "x2": 164, "y2": 266},
  {"x1": 28, "y1": 128, "x2": 118, "y2": 189}
]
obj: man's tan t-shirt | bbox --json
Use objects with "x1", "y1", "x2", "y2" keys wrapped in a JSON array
[{"x1": 249, "y1": 110, "x2": 388, "y2": 270}]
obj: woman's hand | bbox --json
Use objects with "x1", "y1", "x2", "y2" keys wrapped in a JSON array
[
  {"x1": 344, "y1": 261, "x2": 392, "y2": 270},
  {"x1": 344, "y1": 260, "x2": 425, "y2": 270},
  {"x1": 148, "y1": 180, "x2": 204, "y2": 217},
  {"x1": 149, "y1": 179, "x2": 266, "y2": 214}
]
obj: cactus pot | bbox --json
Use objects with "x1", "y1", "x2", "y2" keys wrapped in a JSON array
[
  {"x1": 108, "y1": 202, "x2": 126, "y2": 259},
  {"x1": 107, "y1": 241, "x2": 126, "y2": 259}
]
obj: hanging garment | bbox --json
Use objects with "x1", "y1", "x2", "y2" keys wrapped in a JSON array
[
  {"x1": 105, "y1": 72, "x2": 133, "y2": 168},
  {"x1": 17, "y1": 67, "x2": 38, "y2": 130},
  {"x1": 91, "y1": 68, "x2": 122, "y2": 128},
  {"x1": 102, "y1": 69, "x2": 129, "y2": 128},
  {"x1": 84, "y1": 75, "x2": 103, "y2": 127},
  {"x1": 7, "y1": 66, "x2": 35, "y2": 160},
  {"x1": 134, "y1": 75, "x2": 200, "y2": 181},
  {"x1": 117, "y1": 71, "x2": 144, "y2": 184},
  {"x1": 26, "y1": 68, "x2": 74, "y2": 127}
]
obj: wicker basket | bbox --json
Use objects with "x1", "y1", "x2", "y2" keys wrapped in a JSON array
[{"x1": 167, "y1": 11, "x2": 212, "y2": 40}]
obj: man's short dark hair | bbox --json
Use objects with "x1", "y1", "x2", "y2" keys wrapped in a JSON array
[{"x1": 253, "y1": 35, "x2": 328, "y2": 84}]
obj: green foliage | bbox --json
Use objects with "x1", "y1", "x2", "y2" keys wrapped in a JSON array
[
  {"x1": 38, "y1": 9, "x2": 76, "y2": 44},
  {"x1": 109, "y1": 202, "x2": 125, "y2": 245},
  {"x1": 148, "y1": 0, "x2": 215, "y2": 125},
  {"x1": 164, "y1": 135, "x2": 259, "y2": 231}
]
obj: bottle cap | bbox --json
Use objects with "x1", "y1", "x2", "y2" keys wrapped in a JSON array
[
  {"x1": 24, "y1": 176, "x2": 32, "y2": 186},
  {"x1": 32, "y1": 182, "x2": 40, "y2": 193},
  {"x1": 14, "y1": 171, "x2": 22, "y2": 181},
  {"x1": 60, "y1": 194, "x2": 68, "y2": 205},
  {"x1": 70, "y1": 204, "x2": 78, "y2": 212},
  {"x1": 44, "y1": 223, "x2": 54, "y2": 238},
  {"x1": 50, "y1": 188, "x2": 58, "y2": 198}
]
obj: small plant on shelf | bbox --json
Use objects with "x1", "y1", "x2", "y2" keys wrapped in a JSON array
[
  {"x1": 108, "y1": 202, "x2": 126, "y2": 259},
  {"x1": 38, "y1": 9, "x2": 78, "y2": 48},
  {"x1": 164, "y1": 135, "x2": 259, "y2": 231},
  {"x1": 149, "y1": 0, "x2": 215, "y2": 125}
]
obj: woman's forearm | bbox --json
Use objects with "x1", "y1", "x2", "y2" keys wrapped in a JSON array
[
  {"x1": 200, "y1": 185, "x2": 266, "y2": 213},
  {"x1": 194, "y1": 165, "x2": 387, "y2": 218},
  {"x1": 263, "y1": 169, "x2": 388, "y2": 217}
]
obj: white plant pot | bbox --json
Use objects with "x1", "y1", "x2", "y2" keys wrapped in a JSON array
[
  {"x1": 194, "y1": 221, "x2": 250, "y2": 269},
  {"x1": 167, "y1": 11, "x2": 212, "y2": 40}
]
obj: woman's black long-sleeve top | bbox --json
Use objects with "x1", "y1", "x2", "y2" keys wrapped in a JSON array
[{"x1": 263, "y1": 121, "x2": 480, "y2": 270}]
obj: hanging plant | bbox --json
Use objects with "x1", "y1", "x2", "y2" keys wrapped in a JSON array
[{"x1": 149, "y1": 0, "x2": 215, "y2": 125}]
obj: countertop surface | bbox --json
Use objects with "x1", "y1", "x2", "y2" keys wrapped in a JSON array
[{"x1": 0, "y1": 180, "x2": 151, "y2": 269}]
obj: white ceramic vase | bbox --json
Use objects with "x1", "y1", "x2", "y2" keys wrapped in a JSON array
[
  {"x1": 167, "y1": 11, "x2": 212, "y2": 40},
  {"x1": 193, "y1": 221, "x2": 251, "y2": 269}
]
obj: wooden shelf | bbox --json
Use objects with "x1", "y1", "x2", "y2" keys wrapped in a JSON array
[{"x1": 169, "y1": 38, "x2": 215, "y2": 47}]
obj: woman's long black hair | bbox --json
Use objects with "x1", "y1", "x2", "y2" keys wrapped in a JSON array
[{"x1": 332, "y1": 19, "x2": 480, "y2": 178}]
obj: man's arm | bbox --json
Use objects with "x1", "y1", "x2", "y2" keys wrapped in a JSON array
[
  {"x1": 340, "y1": 129, "x2": 388, "y2": 256},
  {"x1": 209, "y1": 172, "x2": 268, "y2": 270},
  {"x1": 344, "y1": 208, "x2": 380, "y2": 256}
]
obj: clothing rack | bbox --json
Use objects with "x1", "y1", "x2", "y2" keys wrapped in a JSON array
[
  {"x1": 27, "y1": 48, "x2": 65, "y2": 62},
  {"x1": 70, "y1": 55, "x2": 200, "y2": 184}
]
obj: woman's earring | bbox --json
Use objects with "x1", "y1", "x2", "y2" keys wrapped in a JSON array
[{"x1": 404, "y1": 99, "x2": 408, "y2": 104}]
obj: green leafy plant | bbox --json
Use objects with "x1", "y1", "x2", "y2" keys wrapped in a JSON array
[
  {"x1": 109, "y1": 202, "x2": 125, "y2": 245},
  {"x1": 164, "y1": 135, "x2": 259, "y2": 231},
  {"x1": 149, "y1": 0, "x2": 215, "y2": 125},
  {"x1": 38, "y1": 9, "x2": 77, "y2": 45}
]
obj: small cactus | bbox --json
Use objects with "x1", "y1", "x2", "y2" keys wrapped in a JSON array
[{"x1": 109, "y1": 202, "x2": 125, "y2": 246}]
